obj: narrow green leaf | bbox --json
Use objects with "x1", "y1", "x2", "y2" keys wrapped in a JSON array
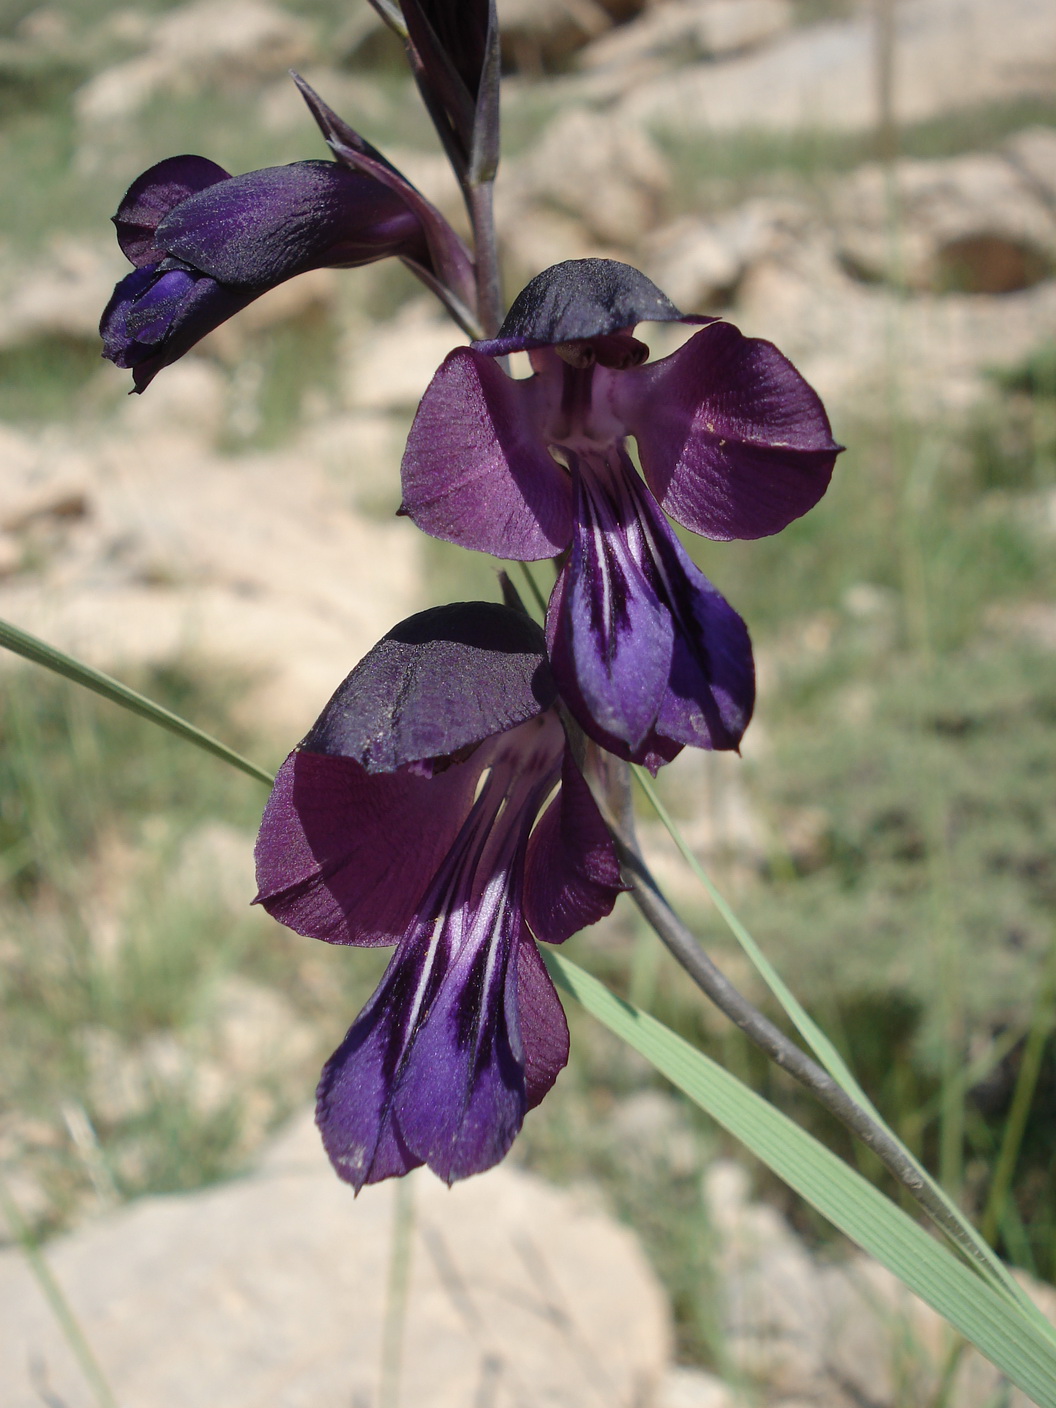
[
  {"x1": 632, "y1": 765, "x2": 1036, "y2": 1314},
  {"x1": 546, "y1": 951, "x2": 1056, "y2": 1404},
  {"x1": 0, "y1": 617, "x2": 274, "y2": 787}
]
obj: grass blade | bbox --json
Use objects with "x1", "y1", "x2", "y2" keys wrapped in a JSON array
[
  {"x1": 546, "y1": 951, "x2": 1056, "y2": 1404},
  {"x1": 0, "y1": 617, "x2": 273, "y2": 787},
  {"x1": 632, "y1": 764, "x2": 1038, "y2": 1314}
]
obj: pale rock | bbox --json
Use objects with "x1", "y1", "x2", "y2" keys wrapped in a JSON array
[
  {"x1": 0, "y1": 235, "x2": 115, "y2": 349},
  {"x1": 499, "y1": 202, "x2": 602, "y2": 286},
  {"x1": 655, "y1": 1365, "x2": 739, "y2": 1408},
  {"x1": 75, "y1": 0, "x2": 314, "y2": 129},
  {"x1": 704, "y1": 1162, "x2": 830, "y2": 1399},
  {"x1": 344, "y1": 299, "x2": 464, "y2": 410},
  {"x1": 256, "y1": 67, "x2": 390, "y2": 137},
  {"x1": 581, "y1": 0, "x2": 791, "y2": 72},
  {"x1": 1005, "y1": 125, "x2": 1056, "y2": 205},
  {"x1": 0, "y1": 532, "x2": 21, "y2": 577},
  {"x1": 117, "y1": 358, "x2": 228, "y2": 444},
  {"x1": 643, "y1": 198, "x2": 810, "y2": 311},
  {"x1": 499, "y1": 0, "x2": 613, "y2": 74},
  {"x1": 0, "y1": 407, "x2": 423, "y2": 738},
  {"x1": 608, "y1": 1090, "x2": 700, "y2": 1177},
  {"x1": 624, "y1": 0, "x2": 1056, "y2": 134},
  {"x1": 505, "y1": 106, "x2": 669, "y2": 248},
  {"x1": 0, "y1": 1108, "x2": 671, "y2": 1408},
  {"x1": 200, "y1": 976, "x2": 316, "y2": 1084},
  {"x1": 833, "y1": 148, "x2": 1056, "y2": 293},
  {"x1": 730, "y1": 232, "x2": 1056, "y2": 421},
  {"x1": 702, "y1": 1158, "x2": 1056, "y2": 1408}
]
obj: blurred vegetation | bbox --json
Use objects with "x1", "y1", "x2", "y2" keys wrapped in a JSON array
[{"x1": 0, "y1": 0, "x2": 1054, "y2": 1378}]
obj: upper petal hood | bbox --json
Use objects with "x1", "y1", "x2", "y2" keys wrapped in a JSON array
[
  {"x1": 302, "y1": 602, "x2": 556, "y2": 772},
  {"x1": 474, "y1": 258, "x2": 692, "y2": 358}
]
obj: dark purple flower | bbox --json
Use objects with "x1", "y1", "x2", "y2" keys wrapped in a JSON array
[
  {"x1": 101, "y1": 74, "x2": 480, "y2": 390},
  {"x1": 401, "y1": 259, "x2": 843, "y2": 771},
  {"x1": 254, "y1": 602, "x2": 624, "y2": 1189},
  {"x1": 100, "y1": 153, "x2": 433, "y2": 391}
]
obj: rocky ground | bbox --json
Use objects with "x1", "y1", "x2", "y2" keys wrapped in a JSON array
[{"x1": 1, "y1": 0, "x2": 1055, "y2": 1404}]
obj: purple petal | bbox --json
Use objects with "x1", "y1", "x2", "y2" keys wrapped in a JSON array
[
  {"x1": 401, "y1": 348, "x2": 572, "y2": 559},
  {"x1": 549, "y1": 454, "x2": 674, "y2": 751},
  {"x1": 475, "y1": 258, "x2": 687, "y2": 357},
  {"x1": 99, "y1": 262, "x2": 257, "y2": 391},
  {"x1": 643, "y1": 504, "x2": 755, "y2": 752},
  {"x1": 114, "y1": 154, "x2": 230, "y2": 267},
  {"x1": 524, "y1": 749, "x2": 626, "y2": 944},
  {"x1": 317, "y1": 871, "x2": 528, "y2": 1189},
  {"x1": 254, "y1": 750, "x2": 480, "y2": 946},
  {"x1": 303, "y1": 602, "x2": 555, "y2": 772},
  {"x1": 618, "y1": 321, "x2": 842, "y2": 541},
  {"x1": 546, "y1": 568, "x2": 682, "y2": 772},
  {"x1": 515, "y1": 930, "x2": 569, "y2": 1108},
  {"x1": 156, "y1": 160, "x2": 426, "y2": 287},
  {"x1": 392, "y1": 924, "x2": 524, "y2": 1184},
  {"x1": 316, "y1": 934, "x2": 430, "y2": 1189}
]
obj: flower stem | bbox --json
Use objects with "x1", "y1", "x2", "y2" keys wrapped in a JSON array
[
  {"x1": 588, "y1": 749, "x2": 1007, "y2": 1284},
  {"x1": 466, "y1": 179, "x2": 503, "y2": 338}
]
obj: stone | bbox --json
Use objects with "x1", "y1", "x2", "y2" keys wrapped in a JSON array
[
  {"x1": 655, "y1": 1365, "x2": 739, "y2": 1408},
  {"x1": 0, "y1": 1109, "x2": 671, "y2": 1408},
  {"x1": 623, "y1": 0, "x2": 1056, "y2": 134},
  {"x1": 504, "y1": 106, "x2": 670, "y2": 247},
  {"x1": 0, "y1": 236, "x2": 115, "y2": 350},
  {"x1": 343, "y1": 299, "x2": 464, "y2": 411},
  {"x1": 0, "y1": 380, "x2": 423, "y2": 738},
  {"x1": 832, "y1": 147, "x2": 1056, "y2": 293},
  {"x1": 701, "y1": 1158, "x2": 1056, "y2": 1408},
  {"x1": 642, "y1": 198, "x2": 811, "y2": 312},
  {"x1": 499, "y1": 0, "x2": 614, "y2": 74},
  {"x1": 581, "y1": 0, "x2": 792, "y2": 73},
  {"x1": 74, "y1": 0, "x2": 314, "y2": 130}
]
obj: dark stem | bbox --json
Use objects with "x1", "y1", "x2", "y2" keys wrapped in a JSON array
[
  {"x1": 590, "y1": 749, "x2": 1001, "y2": 1280},
  {"x1": 466, "y1": 180, "x2": 503, "y2": 338}
]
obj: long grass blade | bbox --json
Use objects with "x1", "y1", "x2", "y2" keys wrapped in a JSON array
[
  {"x1": 0, "y1": 1174, "x2": 121, "y2": 1408},
  {"x1": 0, "y1": 617, "x2": 273, "y2": 787},
  {"x1": 632, "y1": 764, "x2": 1038, "y2": 1315},
  {"x1": 545, "y1": 951, "x2": 1056, "y2": 1402}
]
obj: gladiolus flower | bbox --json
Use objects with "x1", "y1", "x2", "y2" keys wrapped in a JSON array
[
  {"x1": 401, "y1": 259, "x2": 843, "y2": 770},
  {"x1": 254, "y1": 602, "x2": 624, "y2": 1188}
]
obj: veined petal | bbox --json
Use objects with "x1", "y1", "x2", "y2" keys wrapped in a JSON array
[
  {"x1": 401, "y1": 347, "x2": 572, "y2": 559},
  {"x1": 156, "y1": 160, "x2": 426, "y2": 287},
  {"x1": 303, "y1": 602, "x2": 555, "y2": 772},
  {"x1": 392, "y1": 891, "x2": 524, "y2": 1184},
  {"x1": 617, "y1": 321, "x2": 842, "y2": 540},
  {"x1": 114, "y1": 155, "x2": 230, "y2": 267},
  {"x1": 515, "y1": 928, "x2": 569, "y2": 1108},
  {"x1": 524, "y1": 749, "x2": 626, "y2": 944},
  {"x1": 254, "y1": 749, "x2": 480, "y2": 946},
  {"x1": 550, "y1": 454, "x2": 673, "y2": 751},
  {"x1": 634, "y1": 491, "x2": 755, "y2": 752},
  {"x1": 317, "y1": 833, "x2": 530, "y2": 1189}
]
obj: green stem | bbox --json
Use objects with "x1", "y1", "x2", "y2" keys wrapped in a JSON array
[
  {"x1": 0, "y1": 617, "x2": 273, "y2": 787},
  {"x1": 0, "y1": 1174, "x2": 121, "y2": 1408}
]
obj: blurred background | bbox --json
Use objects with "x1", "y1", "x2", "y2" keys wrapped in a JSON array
[{"x1": 0, "y1": 0, "x2": 1054, "y2": 1402}]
